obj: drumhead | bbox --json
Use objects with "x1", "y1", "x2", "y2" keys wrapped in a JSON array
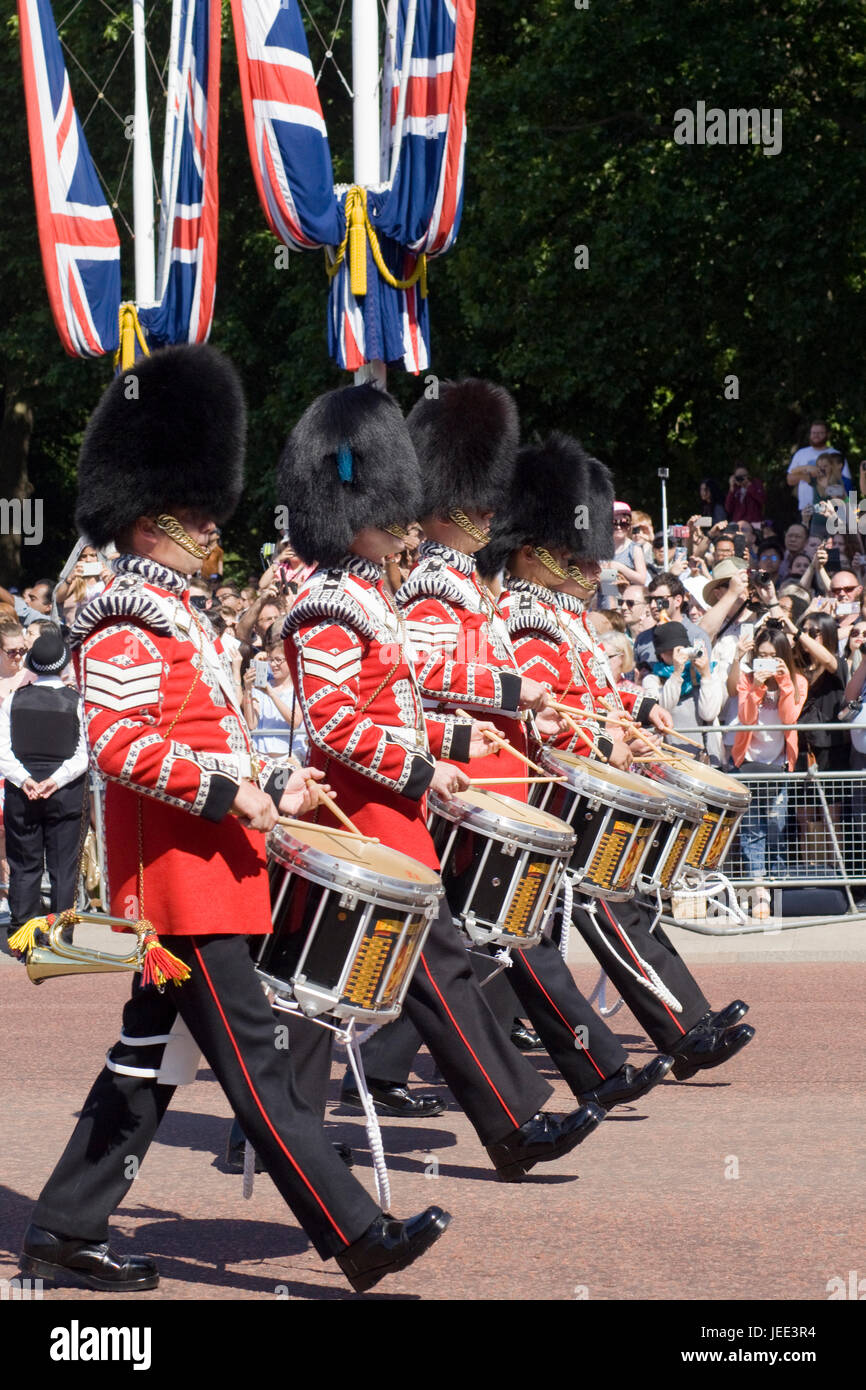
[
  {"x1": 646, "y1": 754, "x2": 750, "y2": 810},
  {"x1": 267, "y1": 823, "x2": 442, "y2": 906},
  {"x1": 542, "y1": 750, "x2": 667, "y2": 814},
  {"x1": 429, "y1": 788, "x2": 575, "y2": 853}
]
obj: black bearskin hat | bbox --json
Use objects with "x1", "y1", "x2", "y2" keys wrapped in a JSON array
[
  {"x1": 406, "y1": 378, "x2": 519, "y2": 517},
  {"x1": 477, "y1": 432, "x2": 602, "y2": 577},
  {"x1": 580, "y1": 451, "x2": 615, "y2": 562},
  {"x1": 76, "y1": 344, "x2": 245, "y2": 548},
  {"x1": 277, "y1": 384, "x2": 422, "y2": 567}
]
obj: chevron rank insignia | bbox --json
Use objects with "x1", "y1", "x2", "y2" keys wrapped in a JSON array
[
  {"x1": 84, "y1": 657, "x2": 162, "y2": 712},
  {"x1": 301, "y1": 644, "x2": 362, "y2": 685}
]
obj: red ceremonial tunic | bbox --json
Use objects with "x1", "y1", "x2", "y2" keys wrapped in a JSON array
[
  {"x1": 397, "y1": 542, "x2": 528, "y2": 796},
  {"x1": 553, "y1": 591, "x2": 659, "y2": 727},
  {"x1": 500, "y1": 578, "x2": 613, "y2": 760},
  {"x1": 284, "y1": 555, "x2": 471, "y2": 871},
  {"x1": 71, "y1": 555, "x2": 281, "y2": 936}
]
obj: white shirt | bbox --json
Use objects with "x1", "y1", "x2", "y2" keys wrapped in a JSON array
[
  {"x1": 787, "y1": 445, "x2": 850, "y2": 510},
  {"x1": 0, "y1": 675, "x2": 88, "y2": 790},
  {"x1": 250, "y1": 684, "x2": 308, "y2": 763},
  {"x1": 741, "y1": 691, "x2": 786, "y2": 765}
]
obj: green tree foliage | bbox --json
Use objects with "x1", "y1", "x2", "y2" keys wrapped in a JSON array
[{"x1": 2, "y1": 0, "x2": 865, "y2": 583}]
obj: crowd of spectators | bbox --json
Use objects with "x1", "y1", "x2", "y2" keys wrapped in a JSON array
[
  {"x1": 3, "y1": 418, "x2": 865, "y2": 917},
  {"x1": 590, "y1": 417, "x2": 866, "y2": 775}
]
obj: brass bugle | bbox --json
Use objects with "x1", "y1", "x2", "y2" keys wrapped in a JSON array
[{"x1": 24, "y1": 911, "x2": 147, "y2": 984}]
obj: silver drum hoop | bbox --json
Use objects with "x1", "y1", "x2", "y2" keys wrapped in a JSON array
[{"x1": 258, "y1": 832, "x2": 443, "y2": 1024}]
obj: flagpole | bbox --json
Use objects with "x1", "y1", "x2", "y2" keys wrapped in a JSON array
[
  {"x1": 132, "y1": 0, "x2": 156, "y2": 307},
  {"x1": 352, "y1": 0, "x2": 385, "y2": 387}
]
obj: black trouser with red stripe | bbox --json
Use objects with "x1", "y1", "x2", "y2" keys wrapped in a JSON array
[
  {"x1": 264, "y1": 900, "x2": 550, "y2": 1145},
  {"x1": 32, "y1": 934, "x2": 381, "y2": 1261},
  {"x1": 568, "y1": 896, "x2": 709, "y2": 1051},
  {"x1": 394, "y1": 900, "x2": 551, "y2": 1136},
  {"x1": 359, "y1": 914, "x2": 628, "y2": 1098}
]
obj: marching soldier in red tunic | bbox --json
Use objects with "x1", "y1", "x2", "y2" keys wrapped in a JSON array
[
  {"x1": 20, "y1": 346, "x2": 451, "y2": 1296},
  {"x1": 482, "y1": 431, "x2": 755, "y2": 1079},
  {"x1": 280, "y1": 381, "x2": 604, "y2": 1179},
  {"x1": 355, "y1": 380, "x2": 674, "y2": 1112}
]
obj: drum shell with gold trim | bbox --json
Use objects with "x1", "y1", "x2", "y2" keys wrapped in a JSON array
[
  {"x1": 257, "y1": 824, "x2": 443, "y2": 1023},
  {"x1": 428, "y1": 789, "x2": 575, "y2": 949},
  {"x1": 532, "y1": 751, "x2": 669, "y2": 901},
  {"x1": 642, "y1": 755, "x2": 750, "y2": 875},
  {"x1": 636, "y1": 782, "x2": 704, "y2": 896}
]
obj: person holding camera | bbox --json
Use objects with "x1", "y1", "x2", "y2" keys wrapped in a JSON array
[
  {"x1": 640, "y1": 621, "x2": 724, "y2": 753},
  {"x1": 731, "y1": 626, "x2": 807, "y2": 912},
  {"x1": 54, "y1": 544, "x2": 111, "y2": 624},
  {"x1": 242, "y1": 623, "x2": 308, "y2": 767},
  {"x1": 724, "y1": 466, "x2": 765, "y2": 524},
  {"x1": 633, "y1": 572, "x2": 710, "y2": 669},
  {"x1": 827, "y1": 570, "x2": 864, "y2": 654}
]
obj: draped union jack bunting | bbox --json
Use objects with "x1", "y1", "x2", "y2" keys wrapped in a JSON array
[
  {"x1": 233, "y1": 0, "x2": 476, "y2": 374},
  {"x1": 19, "y1": 0, "x2": 220, "y2": 358},
  {"x1": 18, "y1": 0, "x2": 121, "y2": 356},
  {"x1": 229, "y1": 0, "x2": 342, "y2": 251},
  {"x1": 140, "y1": 0, "x2": 222, "y2": 346}
]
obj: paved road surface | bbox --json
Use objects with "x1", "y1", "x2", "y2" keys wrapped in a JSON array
[{"x1": 3, "y1": 939, "x2": 863, "y2": 1301}]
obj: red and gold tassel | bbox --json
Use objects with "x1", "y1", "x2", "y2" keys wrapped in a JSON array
[{"x1": 139, "y1": 927, "x2": 191, "y2": 989}]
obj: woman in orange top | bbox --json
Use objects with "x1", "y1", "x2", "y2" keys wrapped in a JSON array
[{"x1": 732, "y1": 625, "x2": 807, "y2": 910}]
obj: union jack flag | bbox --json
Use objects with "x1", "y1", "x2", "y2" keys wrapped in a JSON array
[
  {"x1": 140, "y1": 0, "x2": 221, "y2": 346},
  {"x1": 18, "y1": 0, "x2": 121, "y2": 357},
  {"x1": 232, "y1": 0, "x2": 475, "y2": 374},
  {"x1": 230, "y1": 0, "x2": 341, "y2": 252},
  {"x1": 380, "y1": 0, "x2": 474, "y2": 258}
]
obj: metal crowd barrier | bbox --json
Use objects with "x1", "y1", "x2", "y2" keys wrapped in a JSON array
[{"x1": 657, "y1": 720, "x2": 866, "y2": 926}]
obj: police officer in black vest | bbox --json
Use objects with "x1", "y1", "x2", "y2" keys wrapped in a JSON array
[{"x1": 0, "y1": 626, "x2": 88, "y2": 931}]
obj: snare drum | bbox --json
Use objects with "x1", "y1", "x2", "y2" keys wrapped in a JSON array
[
  {"x1": 642, "y1": 755, "x2": 751, "y2": 875},
  {"x1": 428, "y1": 789, "x2": 575, "y2": 949},
  {"x1": 636, "y1": 782, "x2": 704, "y2": 896},
  {"x1": 532, "y1": 751, "x2": 669, "y2": 901},
  {"x1": 256, "y1": 824, "x2": 443, "y2": 1023}
]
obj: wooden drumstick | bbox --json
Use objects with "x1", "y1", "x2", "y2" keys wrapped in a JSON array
[
  {"x1": 659, "y1": 730, "x2": 702, "y2": 749},
  {"x1": 276, "y1": 816, "x2": 380, "y2": 844},
  {"x1": 480, "y1": 728, "x2": 556, "y2": 778},
  {"x1": 540, "y1": 702, "x2": 607, "y2": 758},
  {"x1": 468, "y1": 775, "x2": 568, "y2": 786},
  {"x1": 591, "y1": 708, "x2": 702, "y2": 750},
  {"x1": 314, "y1": 788, "x2": 371, "y2": 838},
  {"x1": 280, "y1": 758, "x2": 371, "y2": 839}
]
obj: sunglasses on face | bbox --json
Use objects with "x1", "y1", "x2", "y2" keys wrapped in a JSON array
[
  {"x1": 734, "y1": 475, "x2": 747, "y2": 483},
  {"x1": 803, "y1": 627, "x2": 821, "y2": 637},
  {"x1": 850, "y1": 629, "x2": 866, "y2": 639},
  {"x1": 618, "y1": 599, "x2": 640, "y2": 608},
  {"x1": 831, "y1": 585, "x2": 858, "y2": 596},
  {"x1": 648, "y1": 595, "x2": 670, "y2": 605},
  {"x1": 614, "y1": 517, "x2": 632, "y2": 527}
]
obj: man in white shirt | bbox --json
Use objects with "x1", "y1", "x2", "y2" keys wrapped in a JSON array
[
  {"x1": 787, "y1": 421, "x2": 849, "y2": 516},
  {"x1": 0, "y1": 628, "x2": 88, "y2": 933}
]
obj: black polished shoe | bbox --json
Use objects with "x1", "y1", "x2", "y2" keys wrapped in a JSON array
[
  {"x1": 708, "y1": 999, "x2": 749, "y2": 1031},
  {"x1": 20, "y1": 1223, "x2": 158, "y2": 1292},
  {"x1": 579, "y1": 1055, "x2": 674, "y2": 1112},
  {"x1": 511, "y1": 1021, "x2": 544, "y2": 1052},
  {"x1": 334, "y1": 1141, "x2": 354, "y2": 1168},
  {"x1": 671, "y1": 1022, "x2": 756, "y2": 1081},
  {"x1": 486, "y1": 1104, "x2": 605, "y2": 1182},
  {"x1": 341, "y1": 1081, "x2": 445, "y2": 1118},
  {"x1": 336, "y1": 1207, "x2": 451, "y2": 1293}
]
